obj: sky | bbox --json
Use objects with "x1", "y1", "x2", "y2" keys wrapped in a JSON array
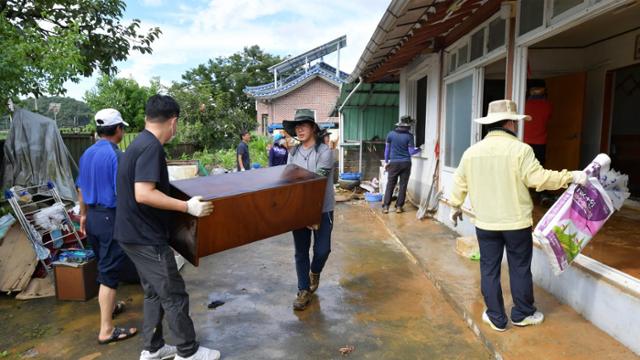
[{"x1": 64, "y1": 0, "x2": 390, "y2": 101}]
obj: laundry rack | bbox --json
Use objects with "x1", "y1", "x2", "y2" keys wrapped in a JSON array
[{"x1": 5, "y1": 181, "x2": 84, "y2": 270}]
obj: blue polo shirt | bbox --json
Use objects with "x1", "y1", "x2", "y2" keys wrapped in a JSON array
[
  {"x1": 76, "y1": 139, "x2": 121, "y2": 208},
  {"x1": 386, "y1": 129, "x2": 415, "y2": 162}
]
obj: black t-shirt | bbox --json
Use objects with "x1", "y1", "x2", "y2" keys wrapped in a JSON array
[
  {"x1": 114, "y1": 130, "x2": 172, "y2": 245},
  {"x1": 236, "y1": 141, "x2": 250, "y2": 171}
]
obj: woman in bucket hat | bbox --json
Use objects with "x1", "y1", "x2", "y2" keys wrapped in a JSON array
[
  {"x1": 283, "y1": 109, "x2": 335, "y2": 311},
  {"x1": 382, "y1": 115, "x2": 421, "y2": 214},
  {"x1": 449, "y1": 99, "x2": 588, "y2": 332}
]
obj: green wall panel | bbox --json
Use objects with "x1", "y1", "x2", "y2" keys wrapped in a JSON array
[{"x1": 343, "y1": 106, "x2": 398, "y2": 141}]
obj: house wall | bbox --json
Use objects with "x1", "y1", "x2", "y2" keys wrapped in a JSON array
[
  {"x1": 255, "y1": 77, "x2": 340, "y2": 132},
  {"x1": 425, "y1": 5, "x2": 640, "y2": 355},
  {"x1": 400, "y1": 54, "x2": 442, "y2": 207}
]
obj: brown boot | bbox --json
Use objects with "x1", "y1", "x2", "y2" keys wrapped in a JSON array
[
  {"x1": 309, "y1": 272, "x2": 320, "y2": 293},
  {"x1": 395, "y1": 206, "x2": 404, "y2": 213},
  {"x1": 293, "y1": 290, "x2": 312, "y2": 311},
  {"x1": 382, "y1": 206, "x2": 389, "y2": 214}
]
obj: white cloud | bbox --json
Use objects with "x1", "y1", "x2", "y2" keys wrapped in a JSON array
[{"x1": 65, "y1": 0, "x2": 388, "y2": 100}]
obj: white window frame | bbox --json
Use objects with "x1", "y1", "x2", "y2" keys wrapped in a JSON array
[{"x1": 444, "y1": 11, "x2": 509, "y2": 78}]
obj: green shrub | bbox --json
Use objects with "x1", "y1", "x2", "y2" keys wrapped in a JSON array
[
  {"x1": 249, "y1": 134, "x2": 269, "y2": 168},
  {"x1": 178, "y1": 132, "x2": 270, "y2": 171}
]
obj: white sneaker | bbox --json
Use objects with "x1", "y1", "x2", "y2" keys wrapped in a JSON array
[
  {"x1": 174, "y1": 346, "x2": 221, "y2": 360},
  {"x1": 511, "y1": 311, "x2": 544, "y2": 327},
  {"x1": 482, "y1": 311, "x2": 507, "y2": 332},
  {"x1": 140, "y1": 344, "x2": 178, "y2": 360}
]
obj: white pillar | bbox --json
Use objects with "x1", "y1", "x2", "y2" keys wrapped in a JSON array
[
  {"x1": 336, "y1": 47, "x2": 341, "y2": 76},
  {"x1": 274, "y1": 69, "x2": 278, "y2": 88}
]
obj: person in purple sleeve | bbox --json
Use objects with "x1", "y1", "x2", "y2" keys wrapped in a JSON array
[
  {"x1": 382, "y1": 115, "x2": 421, "y2": 214},
  {"x1": 268, "y1": 132, "x2": 288, "y2": 167}
]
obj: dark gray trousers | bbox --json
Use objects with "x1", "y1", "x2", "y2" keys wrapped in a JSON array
[
  {"x1": 119, "y1": 243, "x2": 199, "y2": 357},
  {"x1": 383, "y1": 161, "x2": 412, "y2": 208},
  {"x1": 475, "y1": 227, "x2": 537, "y2": 328}
]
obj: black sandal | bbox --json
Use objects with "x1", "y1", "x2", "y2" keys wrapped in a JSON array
[
  {"x1": 111, "y1": 301, "x2": 126, "y2": 319},
  {"x1": 97, "y1": 327, "x2": 137, "y2": 345}
]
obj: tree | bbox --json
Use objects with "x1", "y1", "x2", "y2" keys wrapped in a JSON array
[
  {"x1": 84, "y1": 74, "x2": 160, "y2": 131},
  {"x1": 167, "y1": 82, "x2": 256, "y2": 149},
  {"x1": 182, "y1": 45, "x2": 283, "y2": 116},
  {"x1": 173, "y1": 46, "x2": 283, "y2": 149},
  {"x1": 0, "y1": 0, "x2": 161, "y2": 105}
]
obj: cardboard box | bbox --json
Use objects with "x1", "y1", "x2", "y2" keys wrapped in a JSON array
[
  {"x1": 170, "y1": 164, "x2": 327, "y2": 266},
  {"x1": 53, "y1": 259, "x2": 98, "y2": 301}
]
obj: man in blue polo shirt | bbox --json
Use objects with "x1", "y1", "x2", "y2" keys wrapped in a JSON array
[{"x1": 77, "y1": 108, "x2": 137, "y2": 345}]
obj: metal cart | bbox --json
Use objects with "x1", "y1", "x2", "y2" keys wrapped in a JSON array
[{"x1": 5, "y1": 181, "x2": 84, "y2": 270}]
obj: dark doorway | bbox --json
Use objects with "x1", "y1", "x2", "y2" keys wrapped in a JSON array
[
  {"x1": 481, "y1": 80, "x2": 506, "y2": 138},
  {"x1": 608, "y1": 64, "x2": 640, "y2": 198},
  {"x1": 415, "y1": 76, "x2": 427, "y2": 147}
]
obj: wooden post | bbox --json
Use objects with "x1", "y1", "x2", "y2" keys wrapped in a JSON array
[{"x1": 505, "y1": 2, "x2": 516, "y2": 99}]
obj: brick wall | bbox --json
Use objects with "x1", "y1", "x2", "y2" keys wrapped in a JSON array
[{"x1": 255, "y1": 77, "x2": 340, "y2": 133}]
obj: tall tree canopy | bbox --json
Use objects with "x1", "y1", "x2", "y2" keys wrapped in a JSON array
[
  {"x1": 181, "y1": 45, "x2": 282, "y2": 116},
  {"x1": 0, "y1": 0, "x2": 161, "y2": 105},
  {"x1": 172, "y1": 45, "x2": 282, "y2": 148}
]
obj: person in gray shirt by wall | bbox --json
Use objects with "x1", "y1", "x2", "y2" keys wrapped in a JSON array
[{"x1": 283, "y1": 109, "x2": 335, "y2": 311}]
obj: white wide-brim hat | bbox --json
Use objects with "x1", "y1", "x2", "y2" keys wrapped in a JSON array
[{"x1": 474, "y1": 99, "x2": 531, "y2": 125}]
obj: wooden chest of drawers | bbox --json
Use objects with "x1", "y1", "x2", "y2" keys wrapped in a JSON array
[{"x1": 170, "y1": 165, "x2": 327, "y2": 266}]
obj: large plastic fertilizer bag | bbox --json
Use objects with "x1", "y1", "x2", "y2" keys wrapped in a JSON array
[{"x1": 534, "y1": 154, "x2": 630, "y2": 275}]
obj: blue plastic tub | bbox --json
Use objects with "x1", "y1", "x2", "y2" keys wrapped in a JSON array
[
  {"x1": 364, "y1": 192, "x2": 383, "y2": 202},
  {"x1": 340, "y1": 172, "x2": 362, "y2": 181}
]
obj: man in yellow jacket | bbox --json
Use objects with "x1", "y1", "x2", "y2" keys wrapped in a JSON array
[{"x1": 449, "y1": 99, "x2": 587, "y2": 332}]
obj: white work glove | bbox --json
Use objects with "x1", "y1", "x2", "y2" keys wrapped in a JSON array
[
  {"x1": 186, "y1": 196, "x2": 214, "y2": 217},
  {"x1": 449, "y1": 207, "x2": 463, "y2": 227},
  {"x1": 571, "y1": 171, "x2": 588, "y2": 186}
]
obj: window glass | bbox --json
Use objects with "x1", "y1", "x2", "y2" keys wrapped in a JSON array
[
  {"x1": 445, "y1": 75, "x2": 473, "y2": 168},
  {"x1": 553, "y1": 0, "x2": 584, "y2": 17},
  {"x1": 487, "y1": 18, "x2": 506, "y2": 52},
  {"x1": 458, "y1": 45, "x2": 469, "y2": 66},
  {"x1": 519, "y1": 0, "x2": 544, "y2": 35},
  {"x1": 470, "y1": 29, "x2": 485, "y2": 61},
  {"x1": 449, "y1": 53, "x2": 457, "y2": 74}
]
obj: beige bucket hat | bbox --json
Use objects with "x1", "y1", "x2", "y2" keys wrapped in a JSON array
[{"x1": 474, "y1": 99, "x2": 531, "y2": 125}]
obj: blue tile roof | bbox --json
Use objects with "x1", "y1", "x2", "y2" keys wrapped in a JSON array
[{"x1": 244, "y1": 62, "x2": 349, "y2": 99}]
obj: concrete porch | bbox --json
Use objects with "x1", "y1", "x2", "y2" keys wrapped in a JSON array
[{"x1": 371, "y1": 202, "x2": 638, "y2": 359}]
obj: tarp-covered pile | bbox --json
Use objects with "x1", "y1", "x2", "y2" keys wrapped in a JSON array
[{"x1": 2, "y1": 108, "x2": 78, "y2": 201}]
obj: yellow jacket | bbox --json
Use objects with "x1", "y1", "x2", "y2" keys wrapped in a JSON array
[{"x1": 450, "y1": 130, "x2": 573, "y2": 231}]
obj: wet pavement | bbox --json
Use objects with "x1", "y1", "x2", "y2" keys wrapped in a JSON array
[{"x1": 0, "y1": 203, "x2": 490, "y2": 360}]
